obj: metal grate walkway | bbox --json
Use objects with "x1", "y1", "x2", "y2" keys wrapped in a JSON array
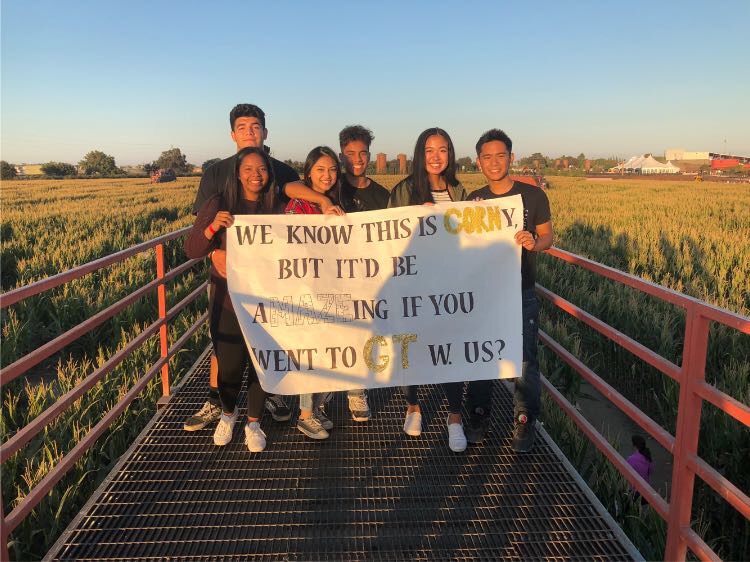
[{"x1": 46, "y1": 349, "x2": 640, "y2": 561}]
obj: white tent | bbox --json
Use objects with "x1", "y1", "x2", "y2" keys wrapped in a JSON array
[
  {"x1": 615, "y1": 154, "x2": 680, "y2": 174},
  {"x1": 640, "y1": 155, "x2": 671, "y2": 174}
]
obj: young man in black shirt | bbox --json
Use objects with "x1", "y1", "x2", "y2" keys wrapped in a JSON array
[
  {"x1": 338, "y1": 125, "x2": 389, "y2": 421},
  {"x1": 339, "y1": 125, "x2": 389, "y2": 213},
  {"x1": 184, "y1": 104, "x2": 336, "y2": 432},
  {"x1": 465, "y1": 129, "x2": 554, "y2": 452}
]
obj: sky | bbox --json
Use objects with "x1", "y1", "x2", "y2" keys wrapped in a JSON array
[{"x1": 2, "y1": 0, "x2": 749, "y2": 166}]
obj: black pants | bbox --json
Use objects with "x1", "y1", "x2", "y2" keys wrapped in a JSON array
[
  {"x1": 402, "y1": 382, "x2": 464, "y2": 415},
  {"x1": 210, "y1": 302, "x2": 266, "y2": 417},
  {"x1": 466, "y1": 289, "x2": 541, "y2": 419}
]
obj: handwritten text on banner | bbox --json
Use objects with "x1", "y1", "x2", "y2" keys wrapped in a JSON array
[{"x1": 226, "y1": 197, "x2": 523, "y2": 395}]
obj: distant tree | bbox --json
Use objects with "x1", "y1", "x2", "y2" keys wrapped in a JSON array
[
  {"x1": 143, "y1": 162, "x2": 159, "y2": 175},
  {"x1": 79, "y1": 150, "x2": 122, "y2": 176},
  {"x1": 283, "y1": 159, "x2": 304, "y2": 174},
  {"x1": 154, "y1": 148, "x2": 190, "y2": 175},
  {"x1": 456, "y1": 156, "x2": 476, "y2": 172},
  {"x1": 1, "y1": 161, "x2": 17, "y2": 180},
  {"x1": 201, "y1": 158, "x2": 222, "y2": 174},
  {"x1": 517, "y1": 152, "x2": 548, "y2": 169},
  {"x1": 576, "y1": 153, "x2": 586, "y2": 168},
  {"x1": 41, "y1": 162, "x2": 77, "y2": 177}
]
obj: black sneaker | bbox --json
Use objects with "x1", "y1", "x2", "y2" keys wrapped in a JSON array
[
  {"x1": 183, "y1": 400, "x2": 222, "y2": 431},
  {"x1": 512, "y1": 413, "x2": 537, "y2": 452},
  {"x1": 465, "y1": 407, "x2": 490, "y2": 444},
  {"x1": 264, "y1": 395, "x2": 291, "y2": 422},
  {"x1": 314, "y1": 406, "x2": 334, "y2": 430}
]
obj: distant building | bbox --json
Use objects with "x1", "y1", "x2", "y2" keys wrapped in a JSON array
[
  {"x1": 665, "y1": 148, "x2": 710, "y2": 161},
  {"x1": 376, "y1": 153, "x2": 387, "y2": 174}
]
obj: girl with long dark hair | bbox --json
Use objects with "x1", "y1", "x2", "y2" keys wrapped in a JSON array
[
  {"x1": 285, "y1": 146, "x2": 345, "y2": 440},
  {"x1": 387, "y1": 128, "x2": 468, "y2": 452},
  {"x1": 388, "y1": 127, "x2": 465, "y2": 206},
  {"x1": 185, "y1": 146, "x2": 280, "y2": 452}
]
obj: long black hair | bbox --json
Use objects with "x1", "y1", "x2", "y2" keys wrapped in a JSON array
[
  {"x1": 302, "y1": 146, "x2": 352, "y2": 209},
  {"x1": 222, "y1": 146, "x2": 277, "y2": 214},
  {"x1": 408, "y1": 127, "x2": 459, "y2": 205},
  {"x1": 632, "y1": 435, "x2": 652, "y2": 462}
]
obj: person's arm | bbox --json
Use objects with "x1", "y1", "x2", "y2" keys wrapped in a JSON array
[
  {"x1": 185, "y1": 199, "x2": 225, "y2": 259},
  {"x1": 284, "y1": 181, "x2": 343, "y2": 214},
  {"x1": 515, "y1": 221, "x2": 553, "y2": 252}
]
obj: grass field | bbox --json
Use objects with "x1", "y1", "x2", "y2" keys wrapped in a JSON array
[{"x1": 1, "y1": 175, "x2": 748, "y2": 560}]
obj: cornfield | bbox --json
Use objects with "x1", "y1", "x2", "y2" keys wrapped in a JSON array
[
  {"x1": 1, "y1": 175, "x2": 748, "y2": 560},
  {"x1": 1, "y1": 177, "x2": 208, "y2": 560}
]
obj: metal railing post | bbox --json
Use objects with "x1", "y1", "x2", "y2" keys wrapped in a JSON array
[
  {"x1": 155, "y1": 243, "x2": 170, "y2": 407},
  {"x1": 665, "y1": 304, "x2": 711, "y2": 561},
  {"x1": 1, "y1": 490, "x2": 10, "y2": 562}
]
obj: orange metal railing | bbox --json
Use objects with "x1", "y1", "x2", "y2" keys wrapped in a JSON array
[
  {"x1": 0, "y1": 235, "x2": 748, "y2": 561},
  {"x1": 538, "y1": 247, "x2": 750, "y2": 562},
  {"x1": 0, "y1": 227, "x2": 207, "y2": 560}
]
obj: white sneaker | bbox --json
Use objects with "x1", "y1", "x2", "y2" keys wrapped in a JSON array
[
  {"x1": 447, "y1": 417, "x2": 467, "y2": 452},
  {"x1": 403, "y1": 411, "x2": 422, "y2": 436},
  {"x1": 348, "y1": 393, "x2": 371, "y2": 422},
  {"x1": 213, "y1": 410, "x2": 237, "y2": 446},
  {"x1": 244, "y1": 421, "x2": 267, "y2": 452}
]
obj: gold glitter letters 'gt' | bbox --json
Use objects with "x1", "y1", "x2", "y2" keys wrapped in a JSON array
[{"x1": 364, "y1": 333, "x2": 418, "y2": 373}]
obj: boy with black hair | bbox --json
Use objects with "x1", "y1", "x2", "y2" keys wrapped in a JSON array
[
  {"x1": 184, "y1": 103, "x2": 335, "y2": 432},
  {"x1": 338, "y1": 125, "x2": 389, "y2": 212},
  {"x1": 465, "y1": 128, "x2": 554, "y2": 452},
  {"x1": 338, "y1": 125, "x2": 389, "y2": 421}
]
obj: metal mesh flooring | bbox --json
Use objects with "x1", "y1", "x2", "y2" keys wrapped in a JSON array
[{"x1": 47, "y1": 350, "x2": 637, "y2": 561}]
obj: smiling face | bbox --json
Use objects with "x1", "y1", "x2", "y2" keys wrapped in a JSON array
[
  {"x1": 424, "y1": 134, "x2": 449, "y2": 176},
  {"x1": 309, "y1": 155, "x2": 338, "y2": 193},
  {"x1": 340, "y1": 140, "x2": 370, "y2": 178},
  {"x1": 238, "y1": 152, "x2": 269, "y2": 200},
  {"x1": 477, "y1": 140, "x2": 514, "y2": 182},
  {"x1": 231, "y1": 116, "x2": 267, "y2": 150}
]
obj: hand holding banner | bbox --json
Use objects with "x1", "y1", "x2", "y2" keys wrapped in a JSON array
[{"x1": 227, "y1": 197, "x2": 523, "y2": 395}]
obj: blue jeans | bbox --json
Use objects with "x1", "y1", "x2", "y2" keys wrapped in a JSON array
[
  {"x1": 299, "y1": 393, "x2": 329, "y2": 412},
  {"x1": 466, "y1": 288, "x2": 541, "y2": 419}
]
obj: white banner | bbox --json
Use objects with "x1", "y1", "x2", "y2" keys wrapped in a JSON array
[{"x1": 227, "y1": 197, "x2": 523, "y2": 395}]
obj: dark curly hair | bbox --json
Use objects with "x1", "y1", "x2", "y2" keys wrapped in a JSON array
[
  {"x1": 339, "y1": 125, "x2": 374, "y2": 149},
  {"x1": 229, "y1": 104, "x2": 266, "y2": 130}
]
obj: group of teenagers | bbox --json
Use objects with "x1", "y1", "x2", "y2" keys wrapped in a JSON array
[{"x1": 184, "y1": 103, "x2": 554, "y2": 455}]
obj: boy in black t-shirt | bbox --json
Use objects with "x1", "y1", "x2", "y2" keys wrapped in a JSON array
[
  {"x1": 337, "y1": 125, "x2": 389, "y2": 421},
  {"x1": 184, "y1": 104, "x2": 336, "y2": 433},
  {"x1": 465, "y1": 129, "x2": 553, "y2": 452},
  {"x1": 338, "y1": 125, "x2": 389, "y2": 213}
]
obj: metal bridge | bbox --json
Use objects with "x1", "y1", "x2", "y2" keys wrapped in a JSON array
[
  {"x1": 45, "y1": 350, "x2": 637, "y2": 561},
  {"x1": 1, "y1": 228, "x2": 748, "y2": 561}
]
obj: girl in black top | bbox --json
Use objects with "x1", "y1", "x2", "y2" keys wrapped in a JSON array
[
  {"x1": 387, "y1": 128, "x2": 467, "y2": 453},
  {"x1": 185, "y1": 146, "x2": 280, "y2": 452}
]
